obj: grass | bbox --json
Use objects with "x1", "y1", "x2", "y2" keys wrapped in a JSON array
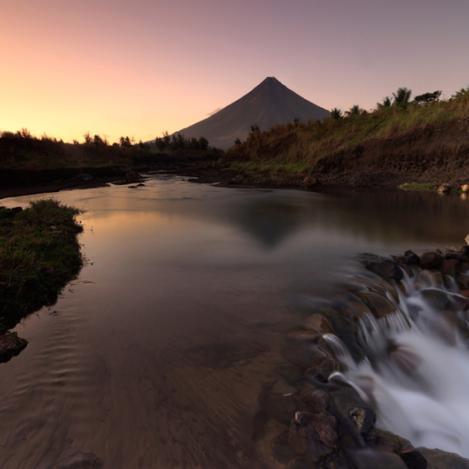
[
  {"x1": 226, "y1": 89, "x2": 469, "y2": 180},
  {"x1": 0, "y1": 200, "x2": 83, "y2": 331},
  {"x1": 398, "y1": 182, "x2": 436, "y2": 192}
]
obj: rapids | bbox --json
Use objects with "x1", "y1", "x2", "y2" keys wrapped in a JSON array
[{"x1": 326, "y1": 269, "x2": 469, "y2": 456}]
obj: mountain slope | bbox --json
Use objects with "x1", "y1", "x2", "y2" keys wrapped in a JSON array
[{"x1": 175, "y1": 77, "x2": 329, "y2": 149}]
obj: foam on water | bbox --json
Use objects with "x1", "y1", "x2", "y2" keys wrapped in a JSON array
[{"x1": 326, "y1": 269, "x2": 469, "y2": 457}]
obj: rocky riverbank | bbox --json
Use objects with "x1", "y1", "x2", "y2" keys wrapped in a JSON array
[
  {"x1": 0, "y1": 201, "x2": 83, "y2": 362},
  {"x1": 255, "y1": 247, "x2": 469, "y2": 468}
]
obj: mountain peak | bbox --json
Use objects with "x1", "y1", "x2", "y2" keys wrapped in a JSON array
[{"x1": 174, "y1": 78, "x2": 329, "y2": 149}]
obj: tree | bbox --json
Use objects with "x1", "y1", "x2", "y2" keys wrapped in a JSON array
[
  {"x1": 234, "y1": 138, "x2": 242, "y2": 145},
  {"x1": 392, "y1": 87, "x2": 412, "y2": 108},
  {"x1": 376, "y1": 96, "x2": 392, "y2": 110},
  {"x1": 120, "y1": 136, "x2": 132, "y2": 147},
  {"x1": 414, "y1": 90, "x2": 442, "y2": 104},
  {"x1": 198, "y1": 137, "x2": 209, "y2": 151},
  {"x1": 451, "y1": 87, "x2": 469, "y2": 100},
  {"x1": 346, "y1": 105, "x2": 363, "y2": 117},
  {"x1": 330, "y1": 108, "x2": 343, "y2": 120},
  {"x1": 83, "y1": 133, "x2": 92, "y2": 145}
]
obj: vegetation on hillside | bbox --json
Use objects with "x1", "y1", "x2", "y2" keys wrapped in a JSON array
[
  {"x1": 0, "y1": 130, "x2": 219, "y2": 171},
  {"x1": 226, "y1": 86, "x2": 469, "y2": 185},
  {"x1": 0, "y1": 200, "x2": 83, "y2": 331}
]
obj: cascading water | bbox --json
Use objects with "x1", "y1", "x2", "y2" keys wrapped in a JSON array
[{"x1": 325, "y1": 268, "x2": 469, "y2": 457}]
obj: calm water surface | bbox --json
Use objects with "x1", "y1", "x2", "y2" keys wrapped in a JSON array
[{"x1": 1, "y1": 176, "x2": 469, "y2": 468}]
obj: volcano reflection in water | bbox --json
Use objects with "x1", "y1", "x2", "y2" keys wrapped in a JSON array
[{"x1": 325, "y1": 269, "x2": 469, "y2": 457}]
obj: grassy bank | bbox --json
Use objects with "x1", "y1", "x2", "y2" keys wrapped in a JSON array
[
  {"x1": 226, "y1": 87, "x2": 469, "y2": 188},
  {"x1": 0, "y1": 200, "x2": 83, "y2": 332}
]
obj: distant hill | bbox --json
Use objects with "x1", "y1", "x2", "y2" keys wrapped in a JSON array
[{"x1": 175, "y1": 77, "x2": 329, "y2": 149}]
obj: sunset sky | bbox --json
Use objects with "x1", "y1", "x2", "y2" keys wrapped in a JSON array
[{"x1": 1, "y1": 0, "x2": 469, "y2": 142}]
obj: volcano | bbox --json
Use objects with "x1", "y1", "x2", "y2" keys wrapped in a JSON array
[{"x1": 175, "y1": 77, "x2": 329, "y2": 149}]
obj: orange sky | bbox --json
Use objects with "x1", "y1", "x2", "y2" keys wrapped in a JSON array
[{"x1": 2, "y1": 0, "x2": 469, "y2": 143}]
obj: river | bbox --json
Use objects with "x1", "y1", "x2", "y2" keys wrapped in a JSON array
[{"x1": 1, "y1": 176, "x2": 469, "y2": 468}]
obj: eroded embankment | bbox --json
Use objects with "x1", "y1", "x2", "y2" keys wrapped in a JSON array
[
  {"x1": 255, "y1": 247, "x2": 469, "y2": 468},
  {"x1": 0, "y1": 200, "x2": 83, "y2": 362}
]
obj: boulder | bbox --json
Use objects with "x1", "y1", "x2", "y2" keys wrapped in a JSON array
[
  {"x1": 420, "y1": 252, "x2": 443, "y2": 270},
  {"x1": 0, "y1": 332, "x2": 28, "y2": 363},
  {"x1": 418, "y1": 447, "x2": 469, "y2": 469},
  {"x1": 288, "y1": 411, "x2": 337, "y2": 462},
  {"x1": 350, "y1": 450, "x2": 408, "y2": 469},
  {"x1": 361, "y1": 254, "x2": 403, "y2": 282}
]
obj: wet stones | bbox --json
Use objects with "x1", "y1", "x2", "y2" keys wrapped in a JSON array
[
  {"x1": 350, "y1": 450, "x2": 408, "y2": 469},
  {"x1": 420, "y1": 251, "x2": 443, "y2": 270},
  {"x1": 361, "y1": 254, "x2": 403, "y2": 282},
  {"x1": 0, "y1": 331, "x2": 28, "y2": 363},
  {"x1": 288, "y1": 411, "x2": 338, "y2": 463}
]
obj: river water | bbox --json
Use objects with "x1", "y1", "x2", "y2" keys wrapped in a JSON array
[{"x1": 1, "y1": 176, "x2": 469, "y2": 468}]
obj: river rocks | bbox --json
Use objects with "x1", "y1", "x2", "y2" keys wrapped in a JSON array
[
  {"x1": 403, "y1": 250, "x2": 420, "y2": 266},
  {"x1": 350, "y1": 450, "x2": 408, "y2": 469},
  {"x1": 361, "y1": 254, "x2": 404, "y2": 282},
  {"x1": 288, "y1": 411, "x2": 337, "y2": 463},
  {"x1": 358, "y1": 290, "x2": 396, "y2": 318},
  {"x1": 0, "y1": 332, "x2": 28, "y2": 363},
  {"x1": 420, "y1": 251, "x2": 443, "y2": 270},
  {"x1": 302, "y1": 176, "x2": 318, "y2": 190},
  {"x1": 418, "y1": 448, "x2": 469, "y2": 469},
  {"x1": 437, "y1": 183, "x2": 452, "y2": 195}
]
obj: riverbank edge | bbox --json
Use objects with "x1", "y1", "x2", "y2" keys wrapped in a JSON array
[
  {"x1": 254, "y1": 247, "x2": 469, "y2": 468},
  {"x1": 0, "y1": 201, "x2": 83, "y2": 362}
]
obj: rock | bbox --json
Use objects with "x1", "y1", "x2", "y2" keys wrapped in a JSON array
[
  {"x1": 288, "y1": 411, "x2": 337, "y2": 462},
  {"x1": 350, "y1": 450, "x2": 408, "y2": 469},
  {"x1": 0, "y1": 332, "x2": 28, "y2": 363},
  {"x1": 418, "y1": 447, "x2": 469, "y2": 469},
  {"x1": 303, "y1": 314, "x2": 333, "y2": 334},
  {"x1": 403, "y1": 250, "x2": 420, "y2": 266},
  {"x1": 358, "y1": 290, "x2": 396, "y2": 318},
  {"x1": 302, "y1": 176, "x2": 318, "y2": 189},
  {"x1": 437, "y1": 183, "x2": 452, "y2": 195},
  {"x1": 420, "y1": 252, "x2": 443, "y2": 270},
  {"x1": 441, "y1": 258, "x2": 460, "y2": 276},
  {"x1": 349, "y1": 407, "x2": 376, "y2": 437},
  {"x1": 361, "y1": 254, "x2": 403, "y2": 282},
  {"x1": 400, "y1": 448, "x2": 428, "y2": 469},
  {"x1": 298, "y1": 387, "x2": 330, "y2": 414}
]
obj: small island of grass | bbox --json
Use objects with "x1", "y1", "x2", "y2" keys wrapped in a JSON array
[{"x1": 0, "y1": 200, "x2": 83, "y2": 362}]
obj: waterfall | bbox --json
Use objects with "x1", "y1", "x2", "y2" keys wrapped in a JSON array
[{"x1": 325, "y1": 269, "x2": 469, "y2": 457}]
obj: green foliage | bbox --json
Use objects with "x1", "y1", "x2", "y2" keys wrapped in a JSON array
[
  {"x1": 0, "y1": 200, "x2": 83, "y2": 331},
  {"x1": 377, "y1": 96, "x2": 392, "y2": 110},
  {"x1": 153, "y1": 133, "x2": 210, "y2": 152},
  {"x1": 414, "y1": 90, "x2": 441, "y2": 104},
  {"x1": 227, "y1": 83, "x2": 469, "y2": 176},
  {"x1": 392, "y1": 87, "x2": 412, "y2": 108},
  {"x1": 330, "y1": 108, "x2": 343, "y2": 120},
  {"x1": 346, "y1": 105, "x2": 364, "y2": 117}
]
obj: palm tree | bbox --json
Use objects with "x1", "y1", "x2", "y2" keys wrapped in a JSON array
[
  {"x1": 377, "y1": 96, "x2": 392, "y2": 110},
  {"x1": 392, "y1": 87, "x2": 412, "y2": 108},
  {"x1": 330, "y1": 108, "x2": 343, "y2": 120},
  {"x1": 346, "y1": 105, "x2": 363, "y2": 117}
]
